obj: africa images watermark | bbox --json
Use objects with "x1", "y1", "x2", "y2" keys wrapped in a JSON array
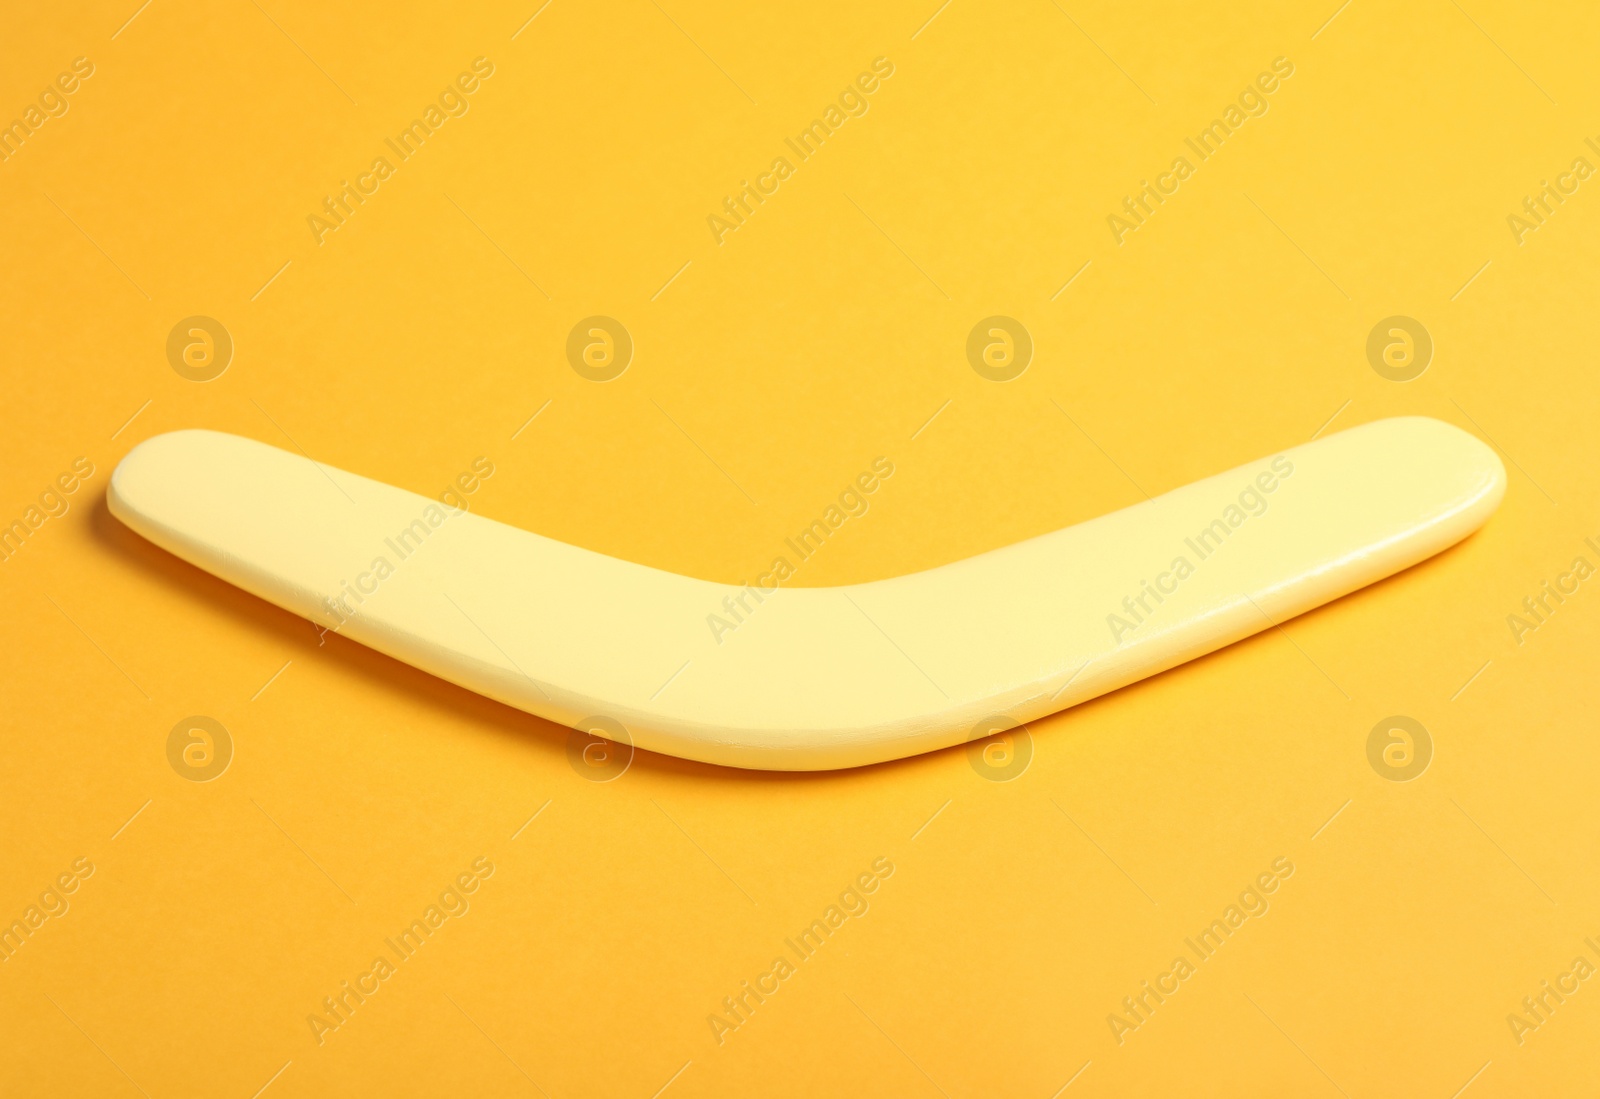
[
  {"x1": 1505, "y1": 136, "x2": 1600, "y2": 246},
  {"x1": 1, "y1": 857, "x2": 95, "y2": 965},
  {"x1": 967, "y1": 316, "x2": 1032, "y2": 382},
  {"x1": 306, "y1": 57, "x2": 496, "y2": 245},
  {"x1": 1107, "y1": 57, "x2": 1296, "y2": 244},
  {"x1": 567, "y1": 716, "x2": 633, "y2": 782},
  {"x1": 1506, "y1": 936, "x2": 1600, "y2": 1046},
  {"x1": 706, "y1": 57, "x2": 896, "y2": 245},
  {"x1": 167, "y1": 316, "x2": 234, "y2": 382},
  {"x1": 706, "y1": 856, "x2": 895, "y2": 1046},
  {"x1": 1107, "y1": 856, "x2": 1295, "y2": 1045},
  {"x1": 0, "y1": 457, "x2": 96, "y2": 566},
  {"x1": 1504, "y1": 535, "x2": 1599, "y2": 646},
  {"x1": 1105, "y1": 455, "x2": 1295, "y2": 644},
  {"x1": 167, "y1": 716, "x2": 235, "y2": 782},
  {"x1": 0, "y1": 56, "x2": 95, "y2": 164},
  {"x1": 1366, "y1": 316, "x2": 1432, "y2": 382},
  {"x1": 306, "y1": 856, "x2": 495, "y2": 1045},
  {"x1": 967, "y1": 714, "x2": 1034, "y2": 782},
  {"x1": 315, "y1": 457, "x2": 497, "y2": 642},
  {"x1": 1367, "y1": 716, "x2": 1432, "y2": 782},
  {"x1": 705, "y1": 457, "x2": 895, "y2": 645}
]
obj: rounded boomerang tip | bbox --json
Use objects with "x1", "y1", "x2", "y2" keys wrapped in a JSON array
[{"x1": 108, "y1": 417, "x2": 1505, "y2": 771}]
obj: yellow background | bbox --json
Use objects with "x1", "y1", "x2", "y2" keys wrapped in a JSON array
[{"x1": 3, "y1": 0, "x2": 1599, "y2": 1094}]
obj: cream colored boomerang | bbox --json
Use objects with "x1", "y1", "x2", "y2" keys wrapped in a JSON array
[{"x1": 109, "y1": 417, "x2": 1504, "y2": 771}]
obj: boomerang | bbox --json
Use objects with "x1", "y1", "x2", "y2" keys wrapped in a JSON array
[{"x1": 108, "y1": 416, "x2": 1504, "y2": 769}]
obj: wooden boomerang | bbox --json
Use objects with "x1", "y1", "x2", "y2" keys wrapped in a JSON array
[{"x1": 108, "y1": 416, "x2": 1504, "y2": 770}]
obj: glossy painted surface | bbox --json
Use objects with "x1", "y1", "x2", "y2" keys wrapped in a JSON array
[{"x1": 108, "y1": 416, "x2": 1504, "y2": 769}]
